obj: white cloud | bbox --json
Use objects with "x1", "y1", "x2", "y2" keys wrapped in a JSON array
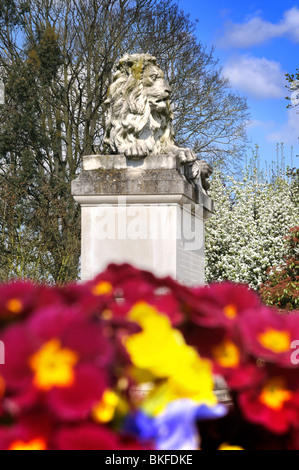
[
  {"x1": 219, "y1": 7, "x2": 299, "y2": 48},
  {"x1": 247, "y1": 119, "x2": 275, "y2": 130},
  {"x1": 267, "y1": 108, "x2": 299, "y2": 145},
  {"x1": 223, "y1": 56, "x2": 286, "y2": 100},
  {"x1": 281, "y1": 7, "x2": 299, "y2": 42}
]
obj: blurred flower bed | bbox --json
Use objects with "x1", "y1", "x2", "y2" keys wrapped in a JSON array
[{"x1": 0, "y1": 264, "x2": 298, "y2": 450}]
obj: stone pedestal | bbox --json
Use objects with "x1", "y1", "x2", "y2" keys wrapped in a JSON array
[{"x1": 72, "y1": 154, "x2": 214, "y2": 286}]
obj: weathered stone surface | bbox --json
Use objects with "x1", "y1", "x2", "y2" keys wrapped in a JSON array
[
  {"x1": 83, "y1": 154, "x2": 182, "y2": 171},
  {"x1": 72, "y1": 155, "x2": 213, "y2": 285},
  {"x1": 72, "y1": 155, "x2": 214, "y2": 217}
]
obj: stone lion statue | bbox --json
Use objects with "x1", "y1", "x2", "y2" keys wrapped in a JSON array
[{"x1": 104, "y1": 53, "x2": 212, "y2": 190}]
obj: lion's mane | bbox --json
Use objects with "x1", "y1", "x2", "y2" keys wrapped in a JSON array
[{"x1": 104, "y1": 54, "x2": 175, "y2": 156}]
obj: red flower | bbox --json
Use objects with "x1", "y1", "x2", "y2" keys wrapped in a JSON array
[
  {"x1": 238, "y1": 366, "x2": 299, "y2": 434},
  {"x1": 0, "y1": 413, "x2": 53, "y2": 450},
  {"x1": 0, "y1": 417, "x2": 148, "y2": 450},
  {"x1": 0, "y1": 306, "x2": 114, "y2": 420},
  {"x1": 65, "y1": 264, "x2": 185, "y2": 325},
  {"x1": 61, "y1": 279, "x2": 114, "y2": 318},
  {"x1": 186, "y1": 282, "x2": 260, "y2": 330},
  {"x1": 288, "y1": 428, "x2": 299, "y2": 450},
  {"x1": 238, "y1": 307, "x2": 299, "y2": 367},
  {"x1": 55, "y1": 424, "x2": 122, "y2": 450},
  {"x1": 0, "y1": 282, "x2": 67, "y2": 322},
  {"x1": 0, "y1": 282, "x2": 39, "y2": 319},
  {"x1": 55, "y1": 424, "x2": 145, "y2": 450},
  {"x1": 61, "y1": 264, "x2": 153, "y2": 319},
  {"x1": 0, "y1": 264, "x2": 297, "y2": 449},
  {"x1": 185, "y1": 323, "x2": 262, "y2": 390}
]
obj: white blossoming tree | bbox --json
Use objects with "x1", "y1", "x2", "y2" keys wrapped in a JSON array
[{"x1": 205, "y1": 162, "x2": 298, "y2": 289}]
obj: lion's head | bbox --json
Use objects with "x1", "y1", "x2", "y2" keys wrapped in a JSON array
[{"x1": 104, "y1": 54, "x2": 175, "y2": 159}]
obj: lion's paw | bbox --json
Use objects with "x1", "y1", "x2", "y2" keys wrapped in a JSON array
[
  {"x1": 124, "y1": 143, "x2": 150, "y2": 159},
  {"x1": 175, "y1": 148, "x2": 197, "y2": 164}
]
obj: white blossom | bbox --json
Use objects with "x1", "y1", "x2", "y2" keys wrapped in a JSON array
[{"x1": 205, "y1": 165, "x2": 297, "y2": 289}]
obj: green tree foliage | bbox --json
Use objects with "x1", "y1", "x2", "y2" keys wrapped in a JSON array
[
  {"x1": 0, "y1": 0, "x2": 249, "y2": 283},
  {"x1": 259, "y1": 227, "x2": 299, "y2": 311},
  {"x1": 205, "y1": 160, "x2": 298, "y2": 290},
  {"x1": 0, "y1": 7, "x2": 79, "y2": 283}
]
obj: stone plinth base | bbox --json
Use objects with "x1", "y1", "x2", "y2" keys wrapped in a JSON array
[{"x1": 72, "y1": 155, "x2": 214, "y2": 286}]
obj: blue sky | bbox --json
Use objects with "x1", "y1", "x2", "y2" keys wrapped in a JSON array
[{"x1": 178, "y1": 0, "x2": 299, "y2": 169}]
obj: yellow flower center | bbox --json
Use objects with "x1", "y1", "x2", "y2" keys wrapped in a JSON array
[
  {"x1": 9, "y1": 438, "x2": 47, "y2": 451},
  {"x1": 92, "y1": 281, "x2": 113, "y2": 296},
  {"x1": 223, "y1": 304, "x2": 238, "y2": 319},
  {"x1": 5, "y1": 298, "x2": 23, "y2": 314},
  {"x1": 29, "y1": 339, "x2": 78, "y2": 391},
  {"x1": 219, "y1": 443, "x2": 244, "y2": 450},
  {"x1": 258, "y1": 329, "x2": 291, "y2": 353},
  {"x1": 92, "y1": 390, "x2": 119, "y2": 423},
  {"x1": 260, "y1": 377, "x2": 293, "y2": 410},
  {"x1": 212, "y1": 340, "x2": 240, "y2": 368}
]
